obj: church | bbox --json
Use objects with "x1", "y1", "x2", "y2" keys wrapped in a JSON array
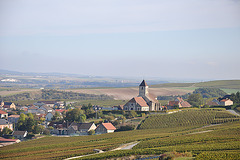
[{"x1": 123, "y1": 80, "x2": 162, "y2": 111}]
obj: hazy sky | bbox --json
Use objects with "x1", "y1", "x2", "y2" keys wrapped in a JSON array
[{"x1": 0, "y1": 0, "x2": 240, "y2": 80}]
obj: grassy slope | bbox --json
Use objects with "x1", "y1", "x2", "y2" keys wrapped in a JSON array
[
  {"x1": 1, "y1": 109, "x2": 240, "y2": 160},
  {"x1": 151, "y1": 80, "x2": 240, "y2": 89}
]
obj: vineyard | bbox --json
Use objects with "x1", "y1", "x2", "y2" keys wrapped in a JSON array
[
  {"x1": 0, "y1": 109, "x2": 240, "y2": 159},
  {"x1": 138, "y1": 109, "x2": 240, "y2": 129}
]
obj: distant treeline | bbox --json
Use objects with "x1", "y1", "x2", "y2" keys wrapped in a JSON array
[
  {"x1": 157, "y1": 88, "x2": 227, "y2": 100},
  {"x1": 1, "y1": 89, "x2": 113, "y2": 101}
]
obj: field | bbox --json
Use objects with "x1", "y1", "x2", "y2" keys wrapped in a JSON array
[
  {"x1": 67, "y1": 87, "x2": 192, "y2": 100},
  {"x1": 1, "y1": 109, "x2": 239, "y2": 160},
  {"x1": 139, "y1": 109, "x2": 240, "y2": 129}
]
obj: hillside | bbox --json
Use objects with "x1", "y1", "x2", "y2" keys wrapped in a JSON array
[
  {"x1": 0, "y1": 109, "x2": 239, "y2": 159},
  {"x1": 151, "y1": 80, "x2": 240, "y2": 89},
  {"x1": 139, "y1": 109, "x2": 240, "y2": 129}
]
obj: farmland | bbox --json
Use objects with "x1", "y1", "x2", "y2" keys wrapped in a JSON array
[{"x1": 1, "y1": 109, "x2": 239, "y2": 159}]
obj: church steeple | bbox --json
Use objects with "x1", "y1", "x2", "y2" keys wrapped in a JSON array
[
  {"x1": 139, "y1": 80, "x2": 148, "y2": 96},
  {"x1": 139, "y1": 80, "x2": 147, "y2": 87}
]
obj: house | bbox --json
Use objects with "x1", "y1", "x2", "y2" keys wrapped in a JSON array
[
  {"x1": 19, "y1": 106, "x2": 28, "y2": 112},
  {"x1": 12, "y1": 131, "x2": 28, "y2": 139},
  {"x1": 49, "y1": 122, "x2": 69, "y2": 135},
  {"x1": 40, "y1": 105, "x2": 53, "y2": 113},
  {"x1": 220, "y1": 99, "x2": 233, "y2": 106},
  {"x1": 168, "y1": 97, "x2": 191, "y2": 108},
  {"x1": 7, "y1": 115, "x2": 20, "y2": 123},
  {"x1": 124, "y1": 80, "x2": 162, "y2": 111},
  {"x1": 206, "y1": 99, "x2": 220, "y2": 106},
  {"x1": 45, "y1": 112, "x2": 54, "y2": 121},
  {"x1": 54, "y1": 101, "x2": 65, "y2": 108},
  {"x1": 37, "y1": 101, "x2": 56, "y2": 108},
  {"x1": 1, "y1": 102, "x2": 16, "y2": 110},
  {"x1": 0, "y1": 110, "x2": 8, "y2": 118},
  {"x1": 28, "y1": 106, "x2": 39, "y2": 114},
  {"x1": 95, "y1": 123, "x2": 116, "y2": 134},
  {"x1": 0, "y1": 119, "x2": 13, "y2": 131},
  {"x1": 68, "y1": 122, "x2": 96, "y2": 135}
]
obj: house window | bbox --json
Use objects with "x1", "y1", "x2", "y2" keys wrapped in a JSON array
[{"x1": 131, "y1": 108, "x2": 133, "y2": 110}]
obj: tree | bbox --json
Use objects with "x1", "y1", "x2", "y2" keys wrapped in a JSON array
[
  {"x1": 88, "y1": 130, "x2": 95, "y2": 135},
  {"x1": 129, "y1": 111, "x2": 137, "y2": 118},
  {"x1": 65, "y1": 108, "x2": 86, "y2": 123},
  {"x1": 0, "y1": 127, "x2": 12, "y2": 136},
  {"x1": 17, "y1": 113, "x2": 27, "y2": 131},
  {"x1": 187, "y1": 93, "x2": 203, "y2": 107},
  {"x1": 33, "y1": 125, "x2": 44, "y2": 134}
]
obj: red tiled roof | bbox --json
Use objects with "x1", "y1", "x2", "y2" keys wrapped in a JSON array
[
  {"x1": 220, "y1": 99, "x2": 232, "y2": 102},
  {"x1": 180, "y1": 101, "x2": 191, "y2": 108},
  {"x1": 55, "y1": 109, "x2": 67, "y2": 113},
  {"x1": 0, "y1": 138, "x2": 18, "y2": 142},
  {"x1": 28, "y1": 106, "x2": 38, "y2": 110},
  {"x1": 102, "y1": 123, "x2": 116, "y2": 130},
  {"x1": 176, "y1": 97, "x2": 184, "y2": 102},
  {"x1": 0, "y1": 110, "x2": 7, "y2": 114},
  {"x1": 129, "y1": 97, "x2": 148, "y2": 107},
  {"x1": 8, "y1": 115, "x2": 20, "y2": 118}
]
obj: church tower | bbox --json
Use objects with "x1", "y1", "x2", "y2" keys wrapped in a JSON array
[{"x1": 139, "y1": 80, "x2": 148, "y2": 97}]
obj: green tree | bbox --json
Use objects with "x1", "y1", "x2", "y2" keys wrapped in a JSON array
[
  {"x1": 0, "y1": 127, "x2": 12, "y2": 136},
  {"x1": 188, "y1": 93, "x2": 203, "y2": 107},
  {"x1": 88, "y1": 129, "x2": 95, "y2": 135},
  {"x1": 65, "y1": 108, "x2": 86, "y2": 123}
]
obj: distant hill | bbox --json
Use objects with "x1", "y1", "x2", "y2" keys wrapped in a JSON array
[{"x1": 151, "y1": 80, "x2": 240, "y2": 89}]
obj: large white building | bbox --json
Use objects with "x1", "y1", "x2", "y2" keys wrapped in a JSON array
[{"x1": 123, "y1": 80, "x2": 162, "y2": 111}]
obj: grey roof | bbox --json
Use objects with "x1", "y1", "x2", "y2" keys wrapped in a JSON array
[
  {"x1": 70, "y1": 122, "x2": 94, "y2": 130},
  {"x1": 4, "y1": 102, "x2": 13, "y2": 105},
  {"x1": 139, "y1": 80, "x2": 148, "y2": 86},
  {"x1": 0, "y1": 119, "x2": 11, "y2": 125},
  {"x1": 12, "y1": 131, "x2": 27, "y2": 136}
]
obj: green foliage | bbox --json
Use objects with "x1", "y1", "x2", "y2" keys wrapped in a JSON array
[
  {"x1": 230, "y1": 91, "x2": 240, "y2": 104},
  {"x1": 33, "y1": 125, "x2": 44, "y2": 134},
  {"x1": 193, "y1": 88, "x2": 227, "y2": 98},
  {"x1": 88, "y1": 130, "x2": 95, "y2": 135},
  {"x1": 65, "y1": 108, "x2": 86, "y2": 123},
  {"x1": 115, "y1": 125, "x2": 135, "y2": 132},
  {"x1": 2, "y1": 89, "x2": 113, "y2": 101},
  {"x1": 187, "y1": 93, "x2": 203, "y2": 107},
  {"x1": 17, "y1": 113, "x2": 37, "y2": 132},
  {"x1": 0, "y1": 127, "x2": 12, "y2": 136},
  {"x1": 195, "y1": 151, "x2": 240, "y2": 160}
]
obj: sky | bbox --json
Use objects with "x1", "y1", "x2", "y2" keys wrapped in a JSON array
[{"x1": 0, "y1": 0, "x2": 240, "y2": 80}]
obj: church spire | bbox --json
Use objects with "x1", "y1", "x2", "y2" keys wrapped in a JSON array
[{"x1": 139, "y1": 80, "x2": 148, "y2": 87}]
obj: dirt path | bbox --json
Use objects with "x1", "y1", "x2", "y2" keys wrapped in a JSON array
[
  {"x1": 188, "y1": 130, "x2": 214, "y2": 135},
  {"x1": 64, "y1": 141, "x2": 139, "y2": 160},
  {"x1": 226, "y1": 110, "x2": 240, "y2": 116}
]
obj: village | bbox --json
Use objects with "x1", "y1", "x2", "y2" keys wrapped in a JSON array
[{"x1": 0, "y1": 80, "x2": 235, "y2": 147}]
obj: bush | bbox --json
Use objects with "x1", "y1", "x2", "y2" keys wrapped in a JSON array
[
  {"x1": 115, "y1": 125, "x2": 135, "y2": 132},
  {"x1": 88, "y1": 130, "x2": 95, "y2": 135}
]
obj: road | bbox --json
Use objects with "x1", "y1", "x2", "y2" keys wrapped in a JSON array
[
  {"x1": 64, "y1": 141, "x2": 139, "y2": 160},
  {"x1": 226, "y1": 110, "x2": 240, "y2": 116}
]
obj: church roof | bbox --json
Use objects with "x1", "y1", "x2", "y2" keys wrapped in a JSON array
[
  {"x1": 139, "y1": 80, "x2": 148, "y2": 86},
  {"x1": 129, "y1": 97, "x2": 148, "y2": 107}
]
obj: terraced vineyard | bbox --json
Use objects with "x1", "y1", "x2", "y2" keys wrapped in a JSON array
[{"x1": 139, "y1": 109, "x2": 240, "y2": 129}]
